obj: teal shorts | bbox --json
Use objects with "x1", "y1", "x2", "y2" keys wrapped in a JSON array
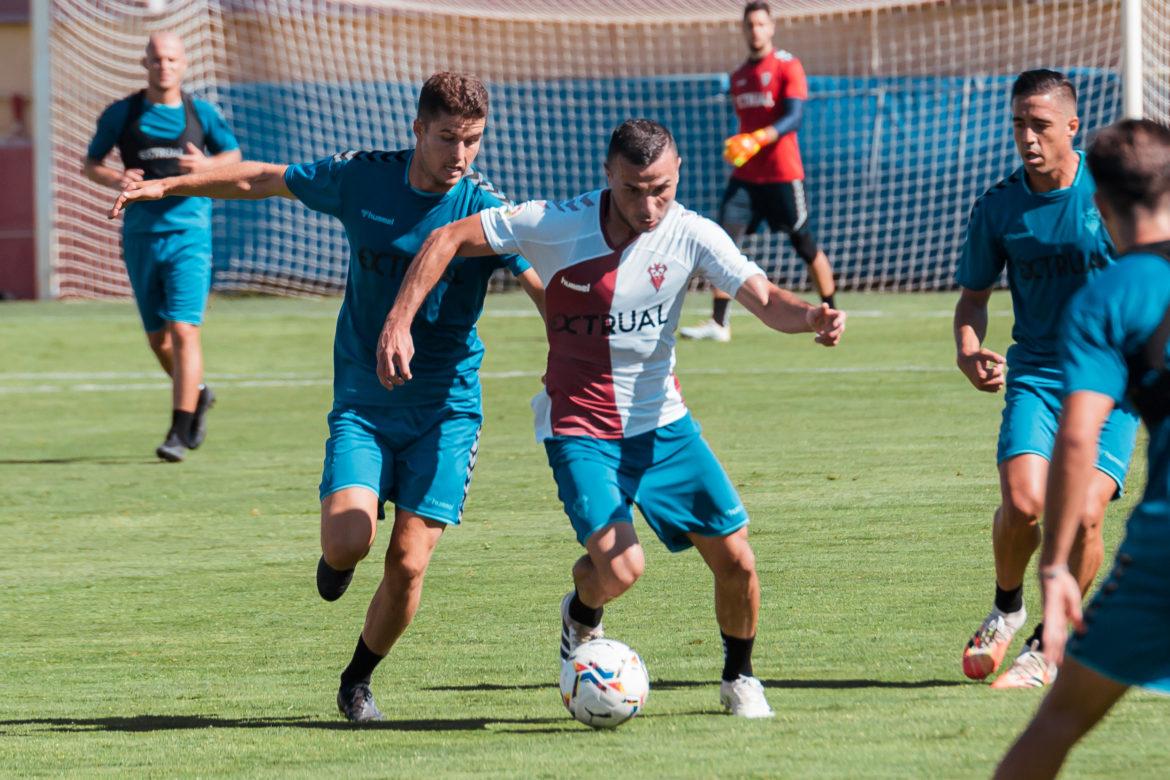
[
  {"x1": 543, "y1": 414, "x2": 748, "y2": 553},
  {"x1": 1069, "y1": 512, "x2": 1170, "y2": 694},
  {"x1": 122, "y1": 229, "x2": 213, "y2": 333},
  {"x1": 319, "y1": 402, "x2": 483, "y2": 525},
  {"x1": 997, "y1": 366, "x2": 1138, "y2": 494}
]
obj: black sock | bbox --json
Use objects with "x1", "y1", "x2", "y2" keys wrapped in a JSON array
[
  {"x1": 995, "y1": 584, "x2": 1024, "y2": 614},
  {"x1": 171, "y1": 410, "x2": 195, "y2": 442},
  {"x1": 1026, "y1": 622, "x2": 1045, "y2": 651},
  {"x1": 568, "y1": 591, "x2": 603, "y2": 628},
  {"x1": 721, "y1": 632, "x2": 755, "y2": 682},
  {"x1": 340, "y1": 635, "x2": 384, "y2": 689},
  {"x1": 821, "y1": 294, "x2": 836, "y2": 309},
  {"x1": 712, "y1": 298, "x2": 731, "y2": 328}
]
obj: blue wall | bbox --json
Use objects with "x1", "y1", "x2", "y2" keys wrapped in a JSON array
[{"x1": 208, "y1": 69, "x2": 1120, "y2": 292}]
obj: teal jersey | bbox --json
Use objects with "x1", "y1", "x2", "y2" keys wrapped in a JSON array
[
  {"x1": 87, "y1": 96, "x2": 239, "y2": 235},
  {"x1": 284, "y1": 150, "x2": 530, "y2": 410},
  {"x1": 1062, "y1": 250, "x2": 1170, "y2": 524},
  {"x1": 956, "y1": 152, "x2": 1116, "y2": 370}
]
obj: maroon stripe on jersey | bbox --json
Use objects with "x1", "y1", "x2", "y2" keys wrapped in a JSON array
[{"x1": 544, "y1": 252, "x2": 623, "y2": 438}]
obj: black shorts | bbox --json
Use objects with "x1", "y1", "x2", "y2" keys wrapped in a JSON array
[{"x1": 718, "y1": 178, "x2": 811, "y2": 235}]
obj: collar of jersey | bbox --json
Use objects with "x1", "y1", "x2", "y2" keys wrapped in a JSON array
[
  {"x1": 1021, "y1": 150, "x2": 1084, "y2": 198},
  {"x1": 402, "y1": 150, "x2": 461, "y2": 201}
]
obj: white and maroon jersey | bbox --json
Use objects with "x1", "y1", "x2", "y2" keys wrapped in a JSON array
[{"x1": 480, "y1": 189, "x2": 765, "y2": 441}]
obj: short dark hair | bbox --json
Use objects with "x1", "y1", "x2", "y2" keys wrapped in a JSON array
[
  {"x1": 743, "y1": 1, "x2": 770, "y2": 20},
  {"x1": 417, "y1": 72, "x2": 489, "y2": 123},
  {"x1": 1088, "y1": 119, "x2": 1170, "y2": 213},
  {"x1": 606, "y1": 119, "x2": 677, "y2": 166},
  {"x1": 1011, "y1": 68, "x2": 1077, "y2": 107}
]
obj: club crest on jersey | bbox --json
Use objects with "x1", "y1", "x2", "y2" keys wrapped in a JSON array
[
  {"x1": 1083, "y1": 207, "x2": 1102, "y2": 235},
  {"x1": 648, "y1": 263, "x2": 667, "y2": 291},
  {"x1": 761, "y1": 72, "x2": 772, "y2": 87}
]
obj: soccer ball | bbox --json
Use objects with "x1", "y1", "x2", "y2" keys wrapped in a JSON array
[{"x1": 559, "y1": 638, "x2": 650, "y2": 728}]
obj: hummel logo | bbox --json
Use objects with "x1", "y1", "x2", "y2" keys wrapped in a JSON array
[
  {"x1": 361, "y1": 209, "x2": 395, "y2": 226},
  {"x1": 560, "y1": 277, "x2": 591, "y2": 293},
  {"x1": 735, "y1": 78, "x2": 747, "y2": 87}
]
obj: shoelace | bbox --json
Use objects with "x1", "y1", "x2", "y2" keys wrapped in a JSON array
[
  {"x1": 974, "y1": 616, "x2": 1007, "y2": 647},
  {"x1": 1013, "y1": 647, "x2": 1050, "y2": 680}
]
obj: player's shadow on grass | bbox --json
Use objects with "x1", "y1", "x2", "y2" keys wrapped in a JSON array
[
  {"x1": 424, "y1": 678, "x2": 963, "y2": 692},
  {"x1": 0, "y1": 714, "x2": 564, "y2": 734}
]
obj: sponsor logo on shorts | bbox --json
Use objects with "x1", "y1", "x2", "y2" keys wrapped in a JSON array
[{"x1": 425, "y1": 496, "x2": 455, "y2": 511}]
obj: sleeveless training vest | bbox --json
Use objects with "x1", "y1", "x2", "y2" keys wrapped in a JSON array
[
  {"x1": 1125, "y1": 242, "x2": 1170, "y2": 427},
  {"x1": 115, "y1": 90, "x2": 205, "y2": 180}
]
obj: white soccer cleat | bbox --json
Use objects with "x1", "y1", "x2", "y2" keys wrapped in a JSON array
[
  {"x1": 962, "y1": 607, "x2": 1026, "y2": 681},
  {"x1": 719, "y1": 675, "x2": 775, "y2": 718},
  {"x1": 679, "y1": 319, "x2": 731, "y2": 342},
  {"x1": 560, "y1": 592, "x2": 604, "y2": 662},
  {"x1": 991, "y1": 640, "x2": 1057, "y2": 689}
]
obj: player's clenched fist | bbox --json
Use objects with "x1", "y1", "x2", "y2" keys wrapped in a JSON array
[
  {"x1": 376, "y1": 319, "x2": 414, "y2": 391},
  {"x1": 805, "y1": 302, "x2": 846, "y2": 347},
  {"x1": 723, "y1": 129, "x2": 770, "y2": 168},
  {"x1": 956, "y1": 347, "x2": 1006, "y2": 393}
]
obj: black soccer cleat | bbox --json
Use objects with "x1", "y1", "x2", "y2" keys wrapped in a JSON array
[
  {"x1": 337, "y1": 681, "x2": 383, "y2": 723},
  {"x1": 188, "y1": 385, "x2": 216, "y2": 449},
  {"x1": 317, "y1": 555, "x2": 355, "y2": 602},
  {"x1": 156, "y1": 430, "x2": 188, "y2": 463}
]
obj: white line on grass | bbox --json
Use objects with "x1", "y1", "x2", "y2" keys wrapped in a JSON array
[{"x1": 0, "y1": 365, "x2": 951, "y2": 395}]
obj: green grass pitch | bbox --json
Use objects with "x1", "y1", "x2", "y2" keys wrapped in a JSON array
[{"x1": 0, "y1": 291, "x2": 1165, "y2": 778}]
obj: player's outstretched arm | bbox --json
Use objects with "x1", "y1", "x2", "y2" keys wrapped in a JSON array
[
  {"x1": 377, "y1": 214, "x2": 498, "y2": 389},
  {"x1": 1038, "y1": 390, "x2": 1113, "y2": 665},
  {"x1": 954, "y1": 287, "x2": 1005, "y2": 392},
  {"x1": 734, "y1": 274, "x2": 845, "y2": 346},
  {"x1": 108, "y1": 161, "x2": 293, "y2": 218}
]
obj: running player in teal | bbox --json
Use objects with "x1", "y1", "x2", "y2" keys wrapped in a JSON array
[
  {"x1": 952, "y1": 70, "x2": 1139, "y2": 688},
  {"x1": 995, "y1": 119, "x2": 1170, "y2": 780},
  {"x1": 84, "y1": 32, "x2": 240, "y2": 462},
  {"x1": 110, "y1": 72, "x2": 543, "y2": 722}
]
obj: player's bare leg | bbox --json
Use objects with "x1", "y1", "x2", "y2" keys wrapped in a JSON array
[
  {"x1": 807, "y1": 249, "x2": 837, "y2": 303},
  {"x1": 318, "y1": 488, "x2": 376, "y2": 584},
  {"x1": 336, "y1": 508, "x2": 445, "y2": 722},
  {"x1": 155, "y1": 321, "x2": 206, "y2": 461},
  {"x1": 690, "y1": 527, "x2": 772, "y2": 717},
  {"x1": 560, "y1": 524, "x2": 643, "y2": 660},
  {"x1": 994, "y1": 658, "x2": 1128, "y2": 779},
  {"x1": 995, "y1": 454, "x2": 1047, "y2": 591},
  {"x1": 361, "y1": 509, "x2": 445, "y2": 653},
  {"x1": 169, "y1": 321, "x2": 202, "y2": 411},
  {"x1": 146, "y1": 329, "x2": 175, "y2": 376},
  {"x1": 680, "y1": 222, "x2": 746, "y2": 342},
  {"x1": 963, "y1": 454, "x2": 1045, "y2": 680},
  {"x1": 994, "y1": 468, "x2": 1117, "y2": 689}
]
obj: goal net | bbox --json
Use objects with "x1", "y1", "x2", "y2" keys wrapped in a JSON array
[{"x1": 42, "y1": 0, "x2": 1170, "y2": 298}]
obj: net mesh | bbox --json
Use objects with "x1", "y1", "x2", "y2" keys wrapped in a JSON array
[
  {"x1": 43, "y1": 0, "x2": 1167, "y2": 297},
  {"x1": 1142, "y1": 0, "x2": 1170, "y2": 124}
]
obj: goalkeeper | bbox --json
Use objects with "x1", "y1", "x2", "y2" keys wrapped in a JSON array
[{"x1": 681, "y1": 1, "x2": 837, "y2": 343}]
